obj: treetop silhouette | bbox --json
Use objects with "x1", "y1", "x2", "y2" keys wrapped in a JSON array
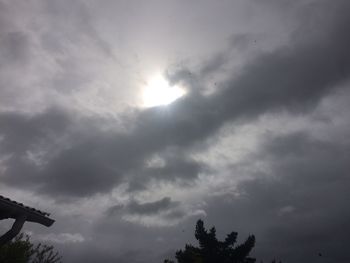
[{"x1": 166, "y1": 219, "x2": 256, "y2": 263}]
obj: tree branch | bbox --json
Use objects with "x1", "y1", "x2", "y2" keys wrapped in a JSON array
[{"x1": 0, "y1": 215, "x2": 27, "y2": 247}]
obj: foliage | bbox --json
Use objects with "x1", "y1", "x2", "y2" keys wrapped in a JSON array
[
  {"x1": 0, "y1": 233, "x2": 62, "y2": 263},
  {"x1": 165, "y1": 219, "x2": 256, "y2": 263}
]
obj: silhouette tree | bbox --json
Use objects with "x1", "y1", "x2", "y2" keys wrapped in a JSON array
[
  {"x1": 0, "y1": 233, "x2": 61, "y2": 263},
  {"x1": 165, "y1": 219, "x2": 256, "y2": 263}
]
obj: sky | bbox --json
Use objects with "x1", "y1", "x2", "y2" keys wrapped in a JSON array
[{"x1": 0, "y1": 0, "x2": 350, "y2": 262}]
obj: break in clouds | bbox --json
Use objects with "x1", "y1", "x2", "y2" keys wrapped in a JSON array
[{"x1": 0, "y1": 0, "x2": 349, "y2": 262}]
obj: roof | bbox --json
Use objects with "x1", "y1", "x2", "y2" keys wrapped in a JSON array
[{"x1": 0, "y1": 195, "x2": 55, "y2": 227}]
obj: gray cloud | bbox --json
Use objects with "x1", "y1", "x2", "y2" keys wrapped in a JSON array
[
  {"x1": 0, "y1": 109, "x2": 71, "y2": 153},
  {"x1": 1, "y1": 1, "x2": 350, "y2": 262},
  {"x1": 108, "y1": 197, "x2": 179, "y2": 216},
  {"x1": 0, "y1": 107, "x2": 207, "y2": 196},
  {"x1": 0, "y1": 0, "x2": 349, "y2": 199},
  {"x1": 199, "y1": 128, "x2": 350, "y2": 263},
  {"x1": 0, "y1": 31, "x2": 31, "y2": 65}
]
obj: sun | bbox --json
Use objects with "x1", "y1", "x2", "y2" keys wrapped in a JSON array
[{"x1": 142, "y1": 74, "x2": 186, "y2": 107}]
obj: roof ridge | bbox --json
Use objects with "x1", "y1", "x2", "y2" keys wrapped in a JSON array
[{"x1": 0, "y1": 195, "x2": 51, "y2": 217}]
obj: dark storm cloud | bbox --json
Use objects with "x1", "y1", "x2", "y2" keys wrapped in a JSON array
[
  {"x1": 144, "y1": 153, "x2": 207, "y2": 180},
  {"x1": 0, "y1": 107, "x2": 206, "y2": 196},
  {"x1": 228, "y1": 33, "x2": 256, "y2": 51},
  {"x1": 107, "y1": 197, "x2": 179, "y2": 216},
  {"x1": 127, "y1": 197, "x2": 176, "y2": 216},
  {"x1": 127, "y1": 152, "x2": 207, "y2": 191},
  {"x1": 144, "y1": 157, "x2": 203, "y2": 181},
  {"x1": 1, "y1": 0, "x2": 350, "y2": 199},
  {"x1": 0, "y1": 31, "x2": 31, "y2": 65},
  {"x1": 0, "y1": 109, "x2": 135, "y2": 196},
  {"x1": 247, "y1": 131, "x2": 350, "y2": 203},
  {"x1": 0, "y1": 109, "x2": 70, "y2": 153},
  {"x1": 258, "y1": 132, "x2": 350, "y2": 262},
  {"x1": 161, "y1": 0, "x2": 350, "y2": 145},
  {"x1": 0, "y1": 109, "x2": 76, "y2": 189},
  {"x1": 199, "y1": 53, "x2": 229, "y2": 77},
  {"x1": 200, "y1": 129, "x2": 350, "y2": 263},
  {"x1": 59, "y1": 240, "x2": 152, "y2": 263}
]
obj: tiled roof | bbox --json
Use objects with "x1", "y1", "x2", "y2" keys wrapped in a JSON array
[
  {"x1": 0, "y1": 195, "x2": 50, "y2": 217},
  {"x1": 0, "y1": 195, "x2": 54, "y2": 227}
]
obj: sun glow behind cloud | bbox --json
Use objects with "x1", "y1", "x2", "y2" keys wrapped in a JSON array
[{"x1": 142, "y1": 74, "x2": 186, "y2": 107}]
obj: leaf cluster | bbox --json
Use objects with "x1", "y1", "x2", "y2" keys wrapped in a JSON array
[
  {"x1": 0, "y1": 233, "x2": 62, "y2": 263},
  {"x1": 170, "y1": 219, "x2": 256, "y2": 263}
]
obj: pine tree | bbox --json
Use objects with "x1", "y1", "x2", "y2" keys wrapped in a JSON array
[{"x1": 166, "y1": 219, "x2": 256, "y2": 263}]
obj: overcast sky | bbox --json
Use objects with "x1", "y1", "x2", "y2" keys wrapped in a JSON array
[{"x1": 1, "y1": 0, "x2": 350, "y2": 262}]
